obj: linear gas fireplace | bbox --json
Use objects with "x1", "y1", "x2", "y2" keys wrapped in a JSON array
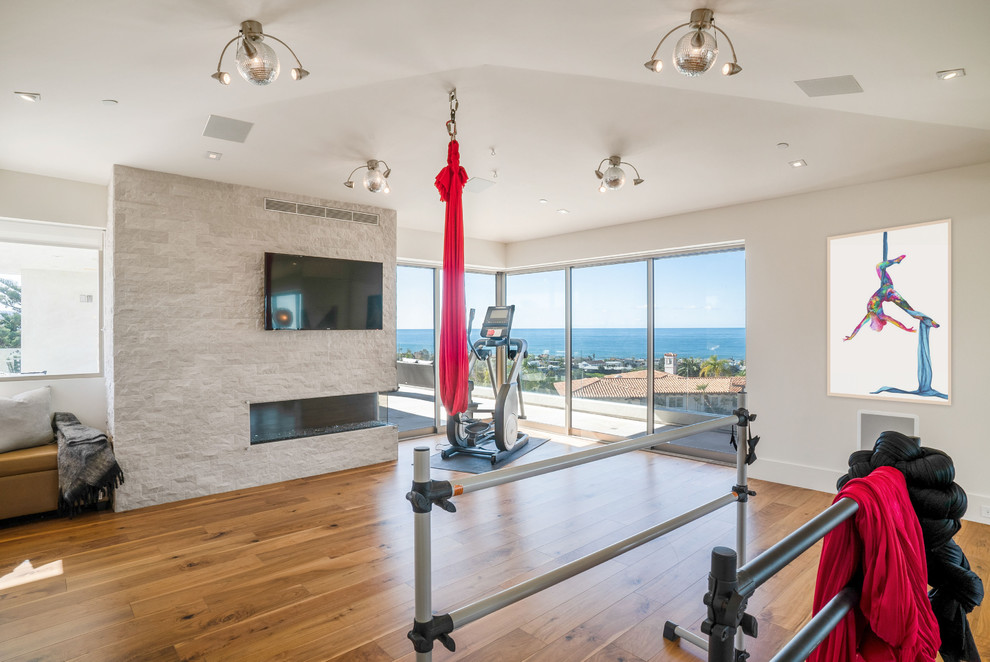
[{"x1": 250, "y1": 393, "x2": 386, "y2": 445}]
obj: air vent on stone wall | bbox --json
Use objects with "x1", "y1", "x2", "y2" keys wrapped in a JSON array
[{"x1": 264, "y1": 198, "x2": 380, "y2": 225}]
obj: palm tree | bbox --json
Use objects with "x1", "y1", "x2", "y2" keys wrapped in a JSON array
[
  {"x1": 700, "y1": 354, "x2": 731, "y2": 377},
  {"x1": 676, "y1": 356, "x2": 702, "y2": 377}
]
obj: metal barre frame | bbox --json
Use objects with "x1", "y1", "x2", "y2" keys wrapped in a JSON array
[
  {"x1": 455, "y1": 412, "x2": 741, "y2": 495},
  {"x1": 768, "y1": 586, "x2": 859, "y2": 662},
  {"x1": 737, "y1": 498, "x2": 859, "y2": 596},
  {"x1": 407, "y1": 409, "x2": 757, "y2": 658},
  {"x1": 702, "y1": 497, "x2": 860, "y2": 662}
]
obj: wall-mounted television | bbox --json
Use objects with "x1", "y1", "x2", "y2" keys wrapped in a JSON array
[{"x1": 264, "y1": 252, "x2": 383, "y2": 330}]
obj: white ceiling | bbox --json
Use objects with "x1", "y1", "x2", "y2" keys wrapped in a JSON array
[{"x1": 2, "y1": 1, "x2": 989, "y2": 243}]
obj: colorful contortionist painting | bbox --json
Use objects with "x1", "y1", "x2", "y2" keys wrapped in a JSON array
[
  {"x1": 828, "y1": 220, "x2": 950, "y2": 404},
  {"x1": 843, "y1": 232, "x2": 946, "y2": 399}
]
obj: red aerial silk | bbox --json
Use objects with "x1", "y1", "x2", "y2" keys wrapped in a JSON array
[
  {"x1": 436, "y1": 140, "x2": 469, "y2": 415},
  {"x1": 810, "y1": 466, "x2": 940, "y2": 662}
]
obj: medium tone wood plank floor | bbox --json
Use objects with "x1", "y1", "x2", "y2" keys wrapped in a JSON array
[{"x1": 1, "y1": 433, "x2": 987, "y2": 661}]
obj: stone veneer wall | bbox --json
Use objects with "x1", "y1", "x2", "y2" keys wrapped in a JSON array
[{"x1": 106, "y1": 166, "x2": 397, "y2": 510}]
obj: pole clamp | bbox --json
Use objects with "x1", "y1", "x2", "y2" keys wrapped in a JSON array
[
  {"x1": 732, "y1": 407, "x2": 756, "y2": 427},
  {"x1": 732, "y1": 485, "x2": 757, "y2": 502},
  {"x1": 406, "y1": 479, "x2": 457, "y2": 513},
  {"x1": 408, "y1": 614, "x2": 456, "y2": 653},
  {"x1": 730, "y1": 411, "x2": 760, "y2": 466},
  {"x1": 701, "y1": 548, "x2": 758, "y2": 658}
]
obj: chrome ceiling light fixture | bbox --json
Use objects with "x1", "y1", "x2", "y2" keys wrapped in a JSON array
[
  {"x1": 594, "y1": 156, "x2": 644, "y2": 192},
  {"x1": 643, "y1": 8, "x2": 741, "y2": 77},
  {"x1": 344, "y1": 160, "x2": 392, "y2": 194},
  {"x1": 212, "y1": 20, "x2": 309, "y2": 86}
]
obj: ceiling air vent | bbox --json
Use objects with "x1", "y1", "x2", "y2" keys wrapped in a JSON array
[{"x1": 264, "y1": 198, "x2": 379, "y2": 225}]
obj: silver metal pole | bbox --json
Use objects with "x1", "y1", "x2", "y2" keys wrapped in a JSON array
[
  {"x1": 448, "y1": 492, "x2": 739, "y2": 629},
  {"x1": 671, "y1": 625, "x2": 708, "y2": 651},
  {"x1": 456, "y1": 413, "x2": 737, "y2": 494},
  {"x1": 413, "y1": 447, "x2": 433, "y2": 662},
  {"x1": 738, "y1": 498, "x2": 859, "y2": 597},
  {"x1": 735, "y1": 395, "x2": 748, "y2": 653},
  {"x1": 768, "y1": 586, "x2": 858, "y2": 662}
]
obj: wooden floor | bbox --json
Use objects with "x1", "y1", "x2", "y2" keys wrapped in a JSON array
[{"x1": 1, "y1": 433, "x2": 987, "y2": 661}]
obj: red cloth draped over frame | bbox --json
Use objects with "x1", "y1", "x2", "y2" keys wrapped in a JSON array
[
  {"x1": 436, "y1": 140, "x2": 469, "y2": 415},
  {"x1": 810, "y1": 466, "x2": 940, "y2": 662}
]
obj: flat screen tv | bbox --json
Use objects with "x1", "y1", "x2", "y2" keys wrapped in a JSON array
[{"x1": 264, "y1": 252, "x2": 383, "y2": 330}]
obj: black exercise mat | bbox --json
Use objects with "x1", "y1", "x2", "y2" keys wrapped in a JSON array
[{"x1": 430, "y1": 437, "x2": 549, "y2": 474}]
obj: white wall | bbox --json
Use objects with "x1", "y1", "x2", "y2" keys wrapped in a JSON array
[
  {"x1": 398, "y1": 226, "x2": 506, "y2": 269},
  {"x1": 0, "y1": 169, "x2": 107, "y2": 227},
  {"x1": 0, "y1": 170, "x2": 108, "y2": 427},
  {"x1": 506, "y1": 161, "x2": 990, "y2": 522},
  {"x1": 0, "y1": 378, "x2": 107, "y2": 430}
]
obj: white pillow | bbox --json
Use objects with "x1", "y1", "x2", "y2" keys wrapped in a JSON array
[{"x1": 0, "y1": 386, "x2": 54, "y2": 453}]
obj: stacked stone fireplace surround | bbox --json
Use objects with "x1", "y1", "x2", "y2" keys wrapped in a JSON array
[{"x1": 106, "y1": 166, "x2": 397, "y2": 511}]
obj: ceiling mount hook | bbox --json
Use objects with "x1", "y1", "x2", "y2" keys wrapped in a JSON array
[{"x1": 447, "y1": 89, "x2": 458, "y2": 140}]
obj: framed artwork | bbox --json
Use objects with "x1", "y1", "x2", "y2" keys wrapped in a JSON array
[{"x1": 828, "y1": 219, "x2": 950, "y2": 404}]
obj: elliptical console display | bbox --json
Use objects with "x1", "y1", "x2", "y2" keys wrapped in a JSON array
[{"x1": 444, "y1": 305, "x2": 529, "y2": 464}]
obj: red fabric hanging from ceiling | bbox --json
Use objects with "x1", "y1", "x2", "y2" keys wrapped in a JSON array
[
  {"x1": 436, "y1": 139, "x2": 469, "y2": 416},
  {"x1": 810, "y1": 465, "x2": 940, "y2": 662}
]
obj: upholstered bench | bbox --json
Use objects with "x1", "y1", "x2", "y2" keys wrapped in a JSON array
[
  {"x1": 1, "y1": 385, "x2": 59, "y2": 520},
  {"x1": 0, "y1": 443, "x2": 58, "y2": 519}
]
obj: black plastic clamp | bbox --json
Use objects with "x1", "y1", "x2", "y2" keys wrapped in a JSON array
[
  {"x1": 732, "y1": 485, "x2": 757, "y2": 502},
  {"x1": 744, "y1": 435, "x2": 760, "y2": 466},
  {"x1": 406, "y1": 479, "x2": 457, "y2": 513},
  {"x1": 732, "y1": 407, "x2": 756, "y2": 427},
  {"x1": 701, "y1": 547, "x2": 758, "y2": 662},
  {"x1": 408, "y1": 614, "x2": 455, "y2": 653}
]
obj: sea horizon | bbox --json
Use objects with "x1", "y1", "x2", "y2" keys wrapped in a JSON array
[{"x1": 397, "y1": 327, "x2": 746, "y2": 361}]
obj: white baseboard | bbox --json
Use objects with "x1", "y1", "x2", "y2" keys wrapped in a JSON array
[{"x1": 751, "y1": 459, "x2": 990, "y2": 525}]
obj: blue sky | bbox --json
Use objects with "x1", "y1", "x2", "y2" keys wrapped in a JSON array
[{"x1": 397, "y1": 250, "x2": 745, "y2": 329}]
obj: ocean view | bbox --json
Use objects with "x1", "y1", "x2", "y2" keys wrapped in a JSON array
[{"x1": 397, "y1": 328, "x2": 745, "y2": 361}]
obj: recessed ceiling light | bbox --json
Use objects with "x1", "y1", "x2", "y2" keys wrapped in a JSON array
[
  {"x1": 935, "y1": 68, "x2": 966, "y2": 80},
  {"x1": 776, "y1": 142, "x2": 789, "y2": 150},
  {"x1": 538, "y1": 198, "x2": 548, "y2": 204},
  {"x1": 101, "y1": 99, "x2": 118, "y2": 106},
  {"x1": 14, "y1": 91, "x2": 40, "y2": 102},
  {"x1": 206, "y1": 151, "x2": 222, "y2": 160},
  {"x1": 556, "y1": 208, "x2": 569, "y2": 214},
  {"x1": 789, "y1": 159, "x2": 808, "y2": 168}
]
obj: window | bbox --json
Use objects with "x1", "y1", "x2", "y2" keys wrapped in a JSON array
[
  {"x1": 571, "y1": 261, "x2": 648, "y2": 438},
  {"x1": 653, "y1": 250, "x2": 746, "y2": 420},
  {"x1": 0, "y1": 227, "x2": 102, "y2": 379},
  {"x1": 393, "y1": 265, "x2": 436, "y2": 434},
  {"x1": 505, "y1": 270, "x2": 565, "y2": 428}
]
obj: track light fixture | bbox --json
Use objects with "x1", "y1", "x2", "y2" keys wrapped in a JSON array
[
  {"x1": 212, "y1": 20, "x2": 309, "y2": 86},
  {"x1": 594, "y1": 156, "x2": 644, "y2": 192},
  {"x1": 344, "y1": 160, "x2": 392, "y2": 194},
  {"x1": 643, "y1": 8, "x2": 741, "y2": 77}
]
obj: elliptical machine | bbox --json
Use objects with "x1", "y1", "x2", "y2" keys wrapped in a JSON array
[{"x1": 443, "y1": 305, "x2": 529, "y2": 465}]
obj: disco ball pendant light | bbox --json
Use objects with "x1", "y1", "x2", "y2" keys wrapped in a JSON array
[
  {"x1": 594, "y1": 156, "x2": 644, "y2": 192},
  {"x1": 643, "y1": 8, "x2": 741, "y2": 77},
  {"x1": 344, "y1": 160, "x2": 392, "y2": 194},
  {"x1": 212, "y1": 20, "x2": 309, "y2": 86}
]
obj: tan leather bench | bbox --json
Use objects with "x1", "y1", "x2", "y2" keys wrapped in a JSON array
[{"x1": 0, "y1": 444, "x2": 59, "y2": 520}]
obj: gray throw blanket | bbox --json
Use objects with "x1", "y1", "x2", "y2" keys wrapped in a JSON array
[{"x1": 53, "y1": 412, "x2": 124, "y2": 516}]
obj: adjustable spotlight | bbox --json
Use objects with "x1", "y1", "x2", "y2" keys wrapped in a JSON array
[
  {"x1": 212, "y1": 20, "x2": 309, "y2": 86},
  {"x1": 643, "y1": 8, "x2": 741, "y2": 77},
  {"x1": 344, "y1": 160, "x2": 392, "y2": 193},
  {"x1": 594, "y1": 156, "x2": 644, "y2": 192}
]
